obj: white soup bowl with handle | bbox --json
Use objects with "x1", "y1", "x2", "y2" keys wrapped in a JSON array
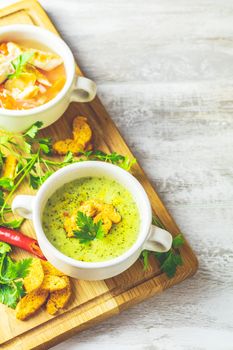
[
  {"x1": 0, "y1": 25, "x2": 97, "y2": 132},
  {"x1": 12, "y1": 161, "x2": 172, "y2": 280}
]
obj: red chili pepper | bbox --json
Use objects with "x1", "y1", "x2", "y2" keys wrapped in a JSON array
[{"x1": 0, "y1": 226, "x2": 46, "y2": 260}]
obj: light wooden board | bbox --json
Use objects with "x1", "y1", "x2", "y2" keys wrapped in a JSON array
[{"x1": 0, "y1": 1, "x2": 198, "y2": 349}]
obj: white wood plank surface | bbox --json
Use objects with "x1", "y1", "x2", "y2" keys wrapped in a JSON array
[{"x1": 1, "y1": 0, "x2": 233, "y2": 349}]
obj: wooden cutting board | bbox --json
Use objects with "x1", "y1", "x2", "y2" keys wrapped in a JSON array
[{"x1": 0, "y1": 1, "x2": 198, "y2": 349}]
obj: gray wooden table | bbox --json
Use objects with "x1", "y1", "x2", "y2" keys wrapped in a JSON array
[{"x1": 2, "y1": 0, "x2": 233, "y2": 349}]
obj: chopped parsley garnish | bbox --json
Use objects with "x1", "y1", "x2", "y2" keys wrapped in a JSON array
[{"x1": 73, "y1": 211, "x2": 105, "y2": 243}]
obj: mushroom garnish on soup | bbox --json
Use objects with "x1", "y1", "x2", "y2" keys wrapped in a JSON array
[{"x1": 0, "y1": 42, "x2": 65, "y2": 110}]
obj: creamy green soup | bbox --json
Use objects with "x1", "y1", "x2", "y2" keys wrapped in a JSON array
[{"x1": 42, "y1": 177, "x2": 140, "y2": 262}]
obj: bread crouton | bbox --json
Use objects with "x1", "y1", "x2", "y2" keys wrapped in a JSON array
[
  {"x1": 16, "y1": 289, "x2": 48, "y2": 321},
  {"x1": 46, "y1": 276, "x2": 71, "y2": 315}
]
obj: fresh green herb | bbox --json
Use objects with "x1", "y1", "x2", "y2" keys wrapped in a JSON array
[
  {"x1": 0, "y1": 177, "x2": 14, "y2": 191},
  {"x1": 172, "y1": 233, "x2": 185, "y2": 248},
  {"x1": 24, "y1": 121, "x2": 43, "y2": 139},
  {"x1": 0, "y1": 121, "x2": 136, "y2": 228},
  {"x1": 152, "y1": 215, "x2": 165, "y2": 229},
  {"x1": 141, "y1": 216, "x2": 184, "y2": 278},
  {"x1": 80, "y1": 150, "x2": 136, "y2": 171},
  {"x1": 0, "y1": 151, "x2": 5, "y2": 172},
  {"x1": 29, "y1": 170, "x2": 53, "y2": 190},
  {"x1": 0, "y1": 243, "x2": 32, "y2": 308},
  {"x1": 3, "y1": 219, "x2": 24, "y2": 229},
  {"x1": 8, "y1": 52, "x2": 34, "y2": 80},
  {"x1": 73, "y1": 211, "x2": 105, "y2": 243},
  {"x1": 0, "y1": 242, "x2": 11, "y2": 254},
  {"x1": 24, "y1": 122, "x2": 52, "y2": 155},
  {"x1": 142, "y1": 250, "x2": 149, "y2": 271},
  {"x1": 37, "y1": 138, "x2": 52, "y2": 155},
  {"x1": 155, "y1": 249, "x2": 183, "y2": 278}
]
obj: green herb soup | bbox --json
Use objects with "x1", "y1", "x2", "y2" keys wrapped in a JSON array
[{"x1": 42, "y1": 177, "x2": 140, "y2": 262}]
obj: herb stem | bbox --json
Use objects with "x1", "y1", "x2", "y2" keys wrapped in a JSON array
[{"x1": 0, "y1": 152, "x2": 39, "y2": 219}]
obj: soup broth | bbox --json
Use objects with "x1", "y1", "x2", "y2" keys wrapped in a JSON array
[
  {"x1": 42, "y1": 177, "x2": 140, "y2": 263},
  {"x1": 0, "y1": 41, "x2": 66, "y2": 110}
]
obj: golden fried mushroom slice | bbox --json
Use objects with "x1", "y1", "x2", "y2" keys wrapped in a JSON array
[
  {"x1": 53, "y1": 116, "x2": 92, "y2": 155},
  {"x1": 72, "y1": 116, "x2": 92, "y2": 145},
  {"x1": 16, "y1": 289, "x2": 49, "y2": 321},
  {"x1": 88, "y1": 200, "x2": 121, "y2": 221},
  {"x1": 23, "y1": 258, "x2": 44, "y2": 293},
  {"x1": 53, "y1": 139, "x2": 84, "y2": 155},
  {"x1": 41, "y1": 275, "x2": 68, "y2": 292},
  {"x1": 93, "y1": 212, "x2": 112, "y2": 234},
  {"x1": 79, "y1": 200, "x2": 97, "y2": 217},
  {"x1": 46, "y1": 276, "x2": 71, "y2": 315},
  {"x1": 64, "y1": 199, "x2": 122, "y2": 236},
  {"x1": 41, "y1": 261, "x2": 64, "y2": 277},
  {"x1": 63, "y1": 210, "x2": 78, "y2": 238},
  {"x1": 102, "y1": 204, "x2": 122, "y2": 224}
]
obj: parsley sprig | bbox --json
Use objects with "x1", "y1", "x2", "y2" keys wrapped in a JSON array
[
  {"x1": 142, "y1": 216, "x2": 185, "y2": 278},
  {"x1": 0, "y1": 122, "x2": 135, "y2": 229},
  {"x1": 0, "y1": 242, "x2": 32, "y2": 308},
  {"x1": 80, "y1": 150, "x2": 136, "y2": 171},
  {"x1": 73, "y1": 211, "x2": 105, "y2": 243},
  {"x1": 0, "y1": 122, "x2": 62, "y2": 227}
]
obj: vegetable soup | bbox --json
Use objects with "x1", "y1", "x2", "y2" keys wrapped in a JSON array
[
  {"x1": 0, "y1": 41, "x2": 66, "y2": 110},
  {"x1": 42, "y1": 177, "x2": 140, "y2": 262}
]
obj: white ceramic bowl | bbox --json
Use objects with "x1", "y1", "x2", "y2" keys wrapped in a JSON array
[
  {"x1": 12, "y1": 161, "x2": 172, "y2": 280},
  {"x1": 0, "y1": 25, "x2": 97, "y2": 132}
]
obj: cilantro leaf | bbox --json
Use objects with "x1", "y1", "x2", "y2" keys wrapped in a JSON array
[
  {"x1": 23, "y1": 141, "x2": 32, "y2": 154},
  {"x1": 0, "y1": 135, "x2": 10, "y2": 145},
  {"x1": 0, "y1": 281, "x2": 25, "y2": 309},
  {"x1": 81, "y1": 150, "x2": 136, "y2": 171},
  {"x1": 24, "y1": 121, "x2": 43, "y2": 139},
  {"x1": 8, "y1": 51, "x2": 34, "y2": 80},
  {"x1": 95, "y1": 221, "x2": 105, "y2": 239},
  {"x1": 0, "y1": 190, "x2": 5, "y2": 207},
  {"x1": 0, "y1": 177, "x2": 14, "y2": 191},
  {"x1": 119, "y1": 157, "x2": 136, "y2": 171},
  {"x1": 0, "y1": 242, "x2": 11, "y2": 254},
  {"x1": 73, "y1": 211, "x2": 105, "y2": 243},
  {"x1": 29, "y1": 171, "x2": 53, "y2": 189},
  {"x1": 29, "y1": 173, "x2": 40, "y2": 189},
  {"x1": 73, "y1": 230, "x2": 96, "y2": 244},
  {"x1": 0, "y1": 252, "x2": 32, "y2": 309},
  {"x1": 0, "y1": 151, "x2": 5, "y2": 172},
  {"x1": 172, "y1": 233, "x2": 185, "y2": 248},
  {"x1": 142, "y1": 216, "x2": 185, "y2": 278},
  {"x1": 63, "y1": 151, "x2": 74, "y2": 164},
  {"x1": 2, "y1": 218, "x2": 24, "y2": 229},
  {"x1": 155, "y1": 250, "x2": 183, "y2": 278},
  {"x1": 142, "y1": 250, "x2": 149, "y2": 271},
  {"x1": 38, "y1": 138, "x2": 52, "y2": 155},
  {"x1": 5, "y1": 258, "x2": 32, "y2": 280}
]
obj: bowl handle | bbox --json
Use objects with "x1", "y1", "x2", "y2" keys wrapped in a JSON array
[
  {"x1": 143, "y1": 225, "x2": 173, "y2": 253},
  {"x1": 11, "y1": 195, "x2": 35, "y2": 220},
  {"x1": 70, "y1": 76, "x2": 97, "y2": 103}
]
